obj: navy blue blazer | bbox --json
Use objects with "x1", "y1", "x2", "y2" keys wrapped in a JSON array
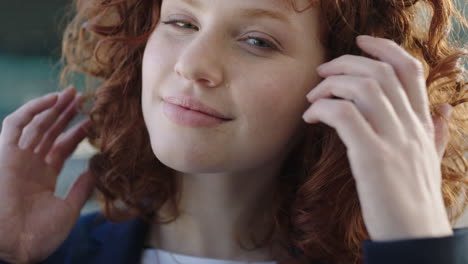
[{"x1": 2, "y1": 211, "x2": 468, "y2": 264}]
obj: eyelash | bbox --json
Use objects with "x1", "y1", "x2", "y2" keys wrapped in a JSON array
[{"x1": 161, "y1": 20, "x2": 278, "y2": 51}]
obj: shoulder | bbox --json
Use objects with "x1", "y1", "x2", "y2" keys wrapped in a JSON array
[{"x1": 42, "y1": 211, "x2": 149, "y2": 264}]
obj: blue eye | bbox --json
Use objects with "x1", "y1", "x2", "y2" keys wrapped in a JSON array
[
  {"x1": 161, "y1": 20, "x2": 199, "y2": 30},
  {"x1": 161, "y1": 19, "x2": 278, "y2": 51},
  {"x1": 244, "y1": 36, "x2": 276, "y2": 50}
]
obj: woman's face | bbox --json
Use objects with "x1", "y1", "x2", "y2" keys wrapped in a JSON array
[{"x1": 142, "y1": 0, "x2": 325, "y2": 174}]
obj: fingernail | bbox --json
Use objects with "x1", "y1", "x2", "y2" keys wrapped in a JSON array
[
  {"x1": 75, "y1": 93, "x2": 85, "y2": 110},
  {"x1": 65, "y1": 85, "x2": 75, "y2": 93},
  {"x1": 316, "y1": 64, "x2": 327, "y2": 74},
  {"x1": 356, "y1": 35, "x2": 373, "y2": 42},
  {"x1": 440, "y1": 104, "x2": 453, "y2": 118},
  {"x1": 47, "y1": 93, "x2": 59, "y2": 100},
  {"x1": 82, "y1": 119, "x2": 93, "y2": 132},
  {"x1": 83, "y1": 118, "x2": 92, "y2": 127}
]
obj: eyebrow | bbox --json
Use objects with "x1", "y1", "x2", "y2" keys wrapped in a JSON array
[
  {"x1": 180, "y1": 0, "x2": 290, "y2": 24},
  {"x1": 239, "y1": 8, "x2": 290, "y2": 24}
]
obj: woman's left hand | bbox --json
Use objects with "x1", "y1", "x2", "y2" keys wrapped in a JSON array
[{"x1": 302, "y1": 35, "x2": 454, "y2": 241}]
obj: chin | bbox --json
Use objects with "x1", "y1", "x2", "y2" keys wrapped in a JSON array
[
  {"x1": 151, "y1": 140, "x2": 232, "y2": 174},
  {"x1": 156, "y1": 158, "x2": 231, "y2": 174}
]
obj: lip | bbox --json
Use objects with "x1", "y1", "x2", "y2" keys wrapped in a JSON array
[
  {"x1": 162, "y1": 95, "x2": 232, "y2": 120},
  {"x1": 161, "y1": 95, "x2": 233, "y2": 128}
]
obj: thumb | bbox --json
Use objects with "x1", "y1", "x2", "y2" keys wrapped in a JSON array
[
  {"x1": 433, "y1": 104, "x2": 452, "y2": 161},
  {"x1": 64, "y1": 169, "x2": 96, "y2": 213}
]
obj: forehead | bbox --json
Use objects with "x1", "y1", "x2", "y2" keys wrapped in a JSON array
[
  {"x1": 162, "y1": 0, "x2": 314, "y2": 12},
  {"x1": 267, "y1": 0, "x2": 295, "y2": 10},
  {"x1": 271, "y1": 0, "x2": 315, "y2": 11}
]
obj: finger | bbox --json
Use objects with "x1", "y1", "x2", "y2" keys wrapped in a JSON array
[
  {"x1": 1, "y1": 93, "x2": 58, "y2": 145},
  {"x1": 317, "y1": 54, "x2": 421, "y2": 133},
  {"x1": 355, "y1": 35, "x2": 431, "y2": 126},
  {"x1": 306, "y1": 75, "x2": 404, "y2": 142},
  {"x1": 45, "y1": 118, "x2": 92, "y2": 173},
  {"x1": 34, "y1": 94, "x2": 83, "y2": 157},
  {"x1": 303, "y1": 98, "x2": 380, "y2": 153},
  {"x1": 433, "y1": 104, "x2": 452, "y2": 161},
  {"x1": 64, "y1": 169, "x2": 95, "y2": 213},
  {"x1": 18, "y1": 87, "x2": 77, "y2": 150}
]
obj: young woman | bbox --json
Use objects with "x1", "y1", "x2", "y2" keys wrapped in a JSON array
[{"x1": 0, "y1": 0, "x2": 467, "y2": 263}]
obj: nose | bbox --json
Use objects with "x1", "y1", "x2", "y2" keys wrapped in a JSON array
[{"x1": 174, "y1": 31, "x2": 225, "y2": 88}]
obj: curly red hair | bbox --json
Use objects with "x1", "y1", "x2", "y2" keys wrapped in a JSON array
[{"x1": 60, "y1": 0, "x2": 468, "y2": 263}]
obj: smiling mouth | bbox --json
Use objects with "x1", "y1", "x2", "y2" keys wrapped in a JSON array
[
  {"x1": 162, "y1": 95, "x2": 233, "y2": 120},
  {"x1": 162, "y1": 101, "x2": 231, "y2": 128}
]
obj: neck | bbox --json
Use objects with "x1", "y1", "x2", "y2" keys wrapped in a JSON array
[
  {"x1": 146, "y1": 166, "x2": 286, "y2": 262},
  {"x1": 146, "y1": 125, "x2": 306, "y2": 262}
]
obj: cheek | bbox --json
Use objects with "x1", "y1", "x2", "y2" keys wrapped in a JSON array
[
  {"x1": 143, "y1": 31, "x2": 171, "y2": 83},
  {"x1": 240, "y1": 74, "x2": 313, "y2": 129},
  {"x1": 232, "y1": 71, "x2": 314, "y2": 158},
  {"x1": 142, "y1": 30, "x2": 174, "y2": 117}
]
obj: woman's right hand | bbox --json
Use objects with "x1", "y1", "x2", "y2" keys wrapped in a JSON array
[{"x1": 0, "y1": 87, "x2": 96, "y2": 263}]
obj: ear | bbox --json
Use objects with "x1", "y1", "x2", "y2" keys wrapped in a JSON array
[{"x1": 432, "y1": 104, "x2": 453, "y2": 162}]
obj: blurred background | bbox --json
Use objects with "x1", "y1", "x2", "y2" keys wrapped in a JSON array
[
  {"x1": 0, "y1": 0, "x2": 100, "y2": 214},
  {"x1": 0, "y1": 1, "x2": 467, "y2": 226}
]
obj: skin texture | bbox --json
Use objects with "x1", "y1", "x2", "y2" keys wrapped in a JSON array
[
  {"x1": 0, "y1": 87, "x2": 94, "y2": 263},
  {"x1": 0, "y1": 0, "x2": 454, "y2": 263},
  {"x1": 142, "y1": 0, "x2": 324, "y2": 174},
  {"x1": 141, "y1": 0, "x2": 324, "y2": 260},
  {"x1": 303, "y1": 35, "x2": 453, "y2": 241}
]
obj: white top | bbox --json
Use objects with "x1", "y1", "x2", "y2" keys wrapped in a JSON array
[{"x1": 141, "y1": 248, "x2": 278, "y2": 264}]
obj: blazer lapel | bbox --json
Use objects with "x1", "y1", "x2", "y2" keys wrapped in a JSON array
[{"x1": 89, "y1": 214, "x2": 150, "y2": 264}]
